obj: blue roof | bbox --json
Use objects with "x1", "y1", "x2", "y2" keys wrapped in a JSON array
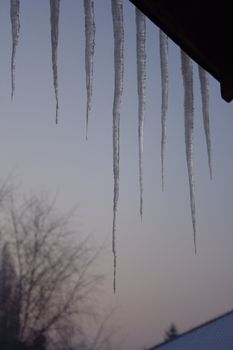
[{"x1": 149, "y1": 309, "x2": 233, "y2": 350}]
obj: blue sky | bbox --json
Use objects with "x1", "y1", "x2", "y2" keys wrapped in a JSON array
[{"x1": 0, "y1": 1, "x2": 233, "y2": 349}]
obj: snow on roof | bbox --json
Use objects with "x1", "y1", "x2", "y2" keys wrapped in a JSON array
[{"x1": 149, "y1": 309, "x2": 233, "y2": 350}]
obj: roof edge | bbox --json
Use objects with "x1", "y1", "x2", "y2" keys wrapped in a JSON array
[{"x1": 148, "y1": 308, "x2": 233, "y2": 350}]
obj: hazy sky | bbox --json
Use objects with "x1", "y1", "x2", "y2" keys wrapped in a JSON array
[{"x1": 0, "y1": 1, "x2": 233, "y2": 350}]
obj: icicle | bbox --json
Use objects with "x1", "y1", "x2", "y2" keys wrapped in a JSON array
[
  {"x1": 84, "y1": 0, "x2": 95, "y2": 140},
  {"x1": 50, "y1": 0, "x2": 60, "y2": 124},
  {"x1": 111, "y1": 0, "x2": 124, "y2": 293},
  {"x1": 159, "y1": 30, "x2": 168, "y2": 191},
  {"x1": 10, "y1": 0, "x2": 20, "y2": 100},
  {"x1": 180, "y1": 50, "x2": 197, "y2": 253},
  {"x1": 136, "y1": 9, "x2": 146, "y2": 219},
  {"x1": 198, "y1": 66, "x2": 212, "y2": 179}
]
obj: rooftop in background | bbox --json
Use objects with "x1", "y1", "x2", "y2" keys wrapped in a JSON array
[
  {"x1": 129, "y1": 0, "x2": 233, "y2": 102},
  {"x1": 148, "y1": 309, "x2": 233, "y2": 350}
]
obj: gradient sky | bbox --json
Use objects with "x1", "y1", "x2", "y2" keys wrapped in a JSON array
[{"x1": 0, "y1": 1, "x2": 233, "y2": 350}]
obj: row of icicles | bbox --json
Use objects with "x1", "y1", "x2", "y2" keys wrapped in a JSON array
[{"x1": 10, "y1": 0, "x2": 212, "y2": 292}]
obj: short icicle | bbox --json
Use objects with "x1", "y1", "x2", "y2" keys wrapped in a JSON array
[
  {"x1": 50, "y1": 0, "x2": 60, "y2": 124},
  {"x1": 198, "y1": 66, "x2": 212, "y2": 179},
  {"x1": 84, "y1": 0, "x2": 95, "y2": 140},
  {"x1": 10, "y1": 0, "x2": 20, "y2": 100}
]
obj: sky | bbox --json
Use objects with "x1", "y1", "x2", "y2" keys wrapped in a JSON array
[{"x1": 0, "y1": 1, "x2": 233, "y2": 350}]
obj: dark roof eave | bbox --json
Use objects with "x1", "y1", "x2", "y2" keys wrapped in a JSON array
[{"x1": 129, "y1": 0, "x2": 233, "y2": 102}]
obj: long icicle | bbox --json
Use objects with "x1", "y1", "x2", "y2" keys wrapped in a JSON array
[
  {"x1": 198, "y1": 66, "x2": 212, "y2": 179},
  {"x1": 159, "y1": 30, "x2": 168, "y2": 191},
  {"x1": 136, "y1": 9, "x2": 146, "y2": 220},
  {"x1": 10, "y1": 0, "x2": 20, "y2": 100},
  {"x1": 84, "y1": 0, "x2": 95, "y2": 140},
  {"x1": 50, "y1": 0, "x2": 60, "y2": 124},
  {"x1": 181, "y1": 50, "x2": 197, "y2": 253},
  {"x1": 111, "y1": 0, "x2": 124, "y2": 293}
]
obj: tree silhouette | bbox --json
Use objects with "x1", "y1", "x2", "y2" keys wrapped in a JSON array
[
  {"x1": 0, "y1": 243, "x2": 20, "y2": 345},
  {"x1": 164, "y1": 323, "x2": 178, "y2": 341},
  {"x1": 0, "y1": 183, "x2": 117, "y2": 350}
]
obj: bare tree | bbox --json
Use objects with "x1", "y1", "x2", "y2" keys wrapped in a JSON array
[
  {"x1": 0, "y1": 242, "x2": 20, "y2": 345},
  {"x1": 78, "y1": 307, "x2": 123, "y2": 350},
  {"x1": 0, "y1": 190, "x2": 105, "y2": 349}
]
